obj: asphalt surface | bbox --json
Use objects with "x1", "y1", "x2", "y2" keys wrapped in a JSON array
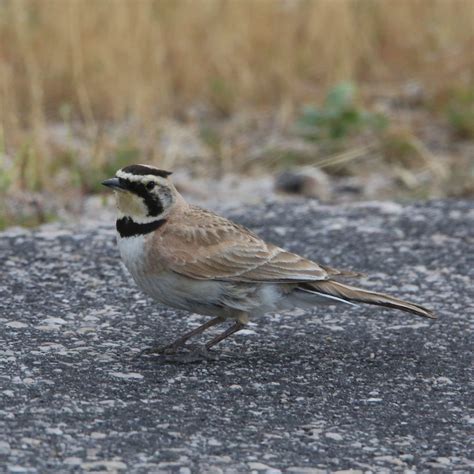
[{"x1": 1, "y1": 199, "x2": 473, "y2": 473}]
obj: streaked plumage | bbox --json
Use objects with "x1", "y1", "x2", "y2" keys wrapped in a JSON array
[{"x1": 102, "y1": 164, "x2": 435, "y2": 358}]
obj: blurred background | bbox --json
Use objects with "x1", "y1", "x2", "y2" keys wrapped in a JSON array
[{"x1": 0, "y1": 0, "x2": 473, "y2": 229}]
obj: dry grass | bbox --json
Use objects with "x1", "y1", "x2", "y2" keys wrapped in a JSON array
[
  {"x1": 0, "y1": 0, "x2": 473, "y2": 227},
  {"x1": 2, "y1": 0, "x2": 473, "y2": 120}
]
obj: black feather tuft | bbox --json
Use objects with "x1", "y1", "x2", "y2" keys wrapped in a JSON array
[{"x1": 121, "y1": 165, "x2": 172, "y2": 178}]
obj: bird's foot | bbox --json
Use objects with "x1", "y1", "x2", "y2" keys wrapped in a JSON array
[
  {"x1": 133, "y1": 343, "x2": 180, "y2": 359},
  {"x1": 134, "y1": 344, "x2": 218, "y2": 363},
  {"x1": 162, "y1": 345, "x2": 218, "y2": 364}
]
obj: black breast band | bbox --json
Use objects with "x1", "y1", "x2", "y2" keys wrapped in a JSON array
[{"x1": 116, "y1": 217, "x2": 167, "y2": 238}]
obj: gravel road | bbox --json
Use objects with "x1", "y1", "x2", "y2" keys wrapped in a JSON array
[{"x1": 1, "y1": 199, "x2": 472, "y2": 473}]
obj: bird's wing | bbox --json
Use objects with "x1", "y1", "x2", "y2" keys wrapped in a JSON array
[{"x1": 154, "y1": 207, "x2": 334, "y2": 283}]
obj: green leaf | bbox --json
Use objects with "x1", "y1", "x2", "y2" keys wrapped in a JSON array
[
  {"x1": 296, "y1": 81, "x2": 389, "y2": 143},
  {"x1": 324, "y1": 82, "x2": 355, "y2": 112}
]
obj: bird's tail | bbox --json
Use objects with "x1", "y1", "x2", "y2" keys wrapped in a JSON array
[{"x1": 299, "y1": 280, "x2": 436, "y2": 319}]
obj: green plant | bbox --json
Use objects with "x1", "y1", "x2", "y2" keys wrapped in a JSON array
[
  {"x1": 0, "y1": 196, "x2": 57, "y2": 231},
  {"x1": 296, "y1": 82, "x2": 388, "y2": 142},
  {"x1": 105, "y1": 142, "x2": 141, "y2": 177},
  {"x1": 380, "y1": 129, "x2": 428, "y2": 169},
  {"x1": 77, "y1": 141, "x2": 142, "y2": 194},
  {"x1": 209, "y1": 78, "x2": 235, "y2": 116},
  {"x1": 0, "y1": 168, "x2": 12, "y2": 194},
  {"x1": 200, "y1": 125, "x2": 221, "y2": 152},
  {"x1": 445, "y1": 87, "x2": 474, "y2": 139},
  {"x1": 15, "y1": 141, "x2": 42, "y2": 191}
]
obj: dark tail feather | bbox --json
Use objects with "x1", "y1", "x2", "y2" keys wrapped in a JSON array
[{"x1": 302, "y1": 280, "x2": 436, "y2": 319}]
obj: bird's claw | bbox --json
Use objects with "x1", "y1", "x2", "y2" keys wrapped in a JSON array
[
  {"x1": 134, "y1": 344, "x2": 218, "y2": 363},
  {"x1": 162, "y1": 345, "x2": 218, "y2": 364},
  {"x1": 133, "y1": 345, "x2": 177, "y2": 360}
]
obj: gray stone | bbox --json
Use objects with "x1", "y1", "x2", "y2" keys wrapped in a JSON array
[{"x1": 0, "y1": 441, "x2": 11, "y2": 455}]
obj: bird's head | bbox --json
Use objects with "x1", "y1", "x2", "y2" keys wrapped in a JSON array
[{"x1": 102, "y1": 164, "x2": 178, "y2": 222}]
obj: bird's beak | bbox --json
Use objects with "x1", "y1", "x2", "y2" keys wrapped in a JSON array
[{"x1": 101, "y1": 177, "x2": 127, "y2": 192}]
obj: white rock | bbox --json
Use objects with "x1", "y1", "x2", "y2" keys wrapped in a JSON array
[
  {"x1": 43, "y1": 317, "x2": 67, "y2": 325},
  {"x1": 110, "y1": 372, "x2": 144, "y2": 380},
  {"x1": 287, "y1": 468, "x2": 326, "y2": 474},
  {"x1": 248, "y1": 462, "x2": 272, "y2": 470},
  {"x1": 81, "y1": 460, "x2": 127, "y2": 470},
  {"x1": 434, "y1": 377, "x2": 453, "y2": 385},
  {"x1": 207, "y1": 438, "x2": 221, "y2": 446},
  {"x1": 6, "y1": 466, "x2": 30, "y2": 473},
  {"x1": 46, "y1": 427, "x2": 63, "y2": 435},
  {"x1": 5, "y1": 321, "x2": 28, "y2": 329},
  {"x1": 34, "y1": 325, "x2": 54, "y2": 331}
]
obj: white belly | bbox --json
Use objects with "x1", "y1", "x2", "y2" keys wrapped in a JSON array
[
  {"x1": 117, "y1": 234, "x2": 286, "y2": 319},
  {"x1": 117, "y1": 234, "x2": 227, "y2": 314}
]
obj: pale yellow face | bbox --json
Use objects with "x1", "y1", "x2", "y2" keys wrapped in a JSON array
[
  {"x1": 115, "y1": 190, "x2": 148, "y2": 218},
  {"x1": 102, "y1": 164, "x2": 177, "y2": 222},
  {"x1": 112, "y1": 168, "x2": 176, "y2": 221}
]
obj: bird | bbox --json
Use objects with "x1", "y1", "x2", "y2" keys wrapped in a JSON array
[{"x1": 102, "y1": 164, "x2": 435, "y2": 360}]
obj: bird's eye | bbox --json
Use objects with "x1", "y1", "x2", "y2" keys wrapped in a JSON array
[{"x1": 146, "y1": 181, "x2": 156, "y2": 191}]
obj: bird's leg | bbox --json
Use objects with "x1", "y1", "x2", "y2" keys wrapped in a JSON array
[
  {"x1": 205, "y1": 321, "x2": 245, "y2": 350},
  {"x1": 137, "y1": 316, "x2": 225, "y2": 357},
  {"x1": 158, "y1": 321, "x2": 245, "y2": 364}
]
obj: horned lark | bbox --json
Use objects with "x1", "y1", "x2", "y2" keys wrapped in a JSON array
[{"x1": 102, "y1": 164, "x2": 435, "y2": 358}]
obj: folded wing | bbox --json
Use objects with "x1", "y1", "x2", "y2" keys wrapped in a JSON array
[{"x1": 155, "y1": 207, "x2": 356, "y2": 283}]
